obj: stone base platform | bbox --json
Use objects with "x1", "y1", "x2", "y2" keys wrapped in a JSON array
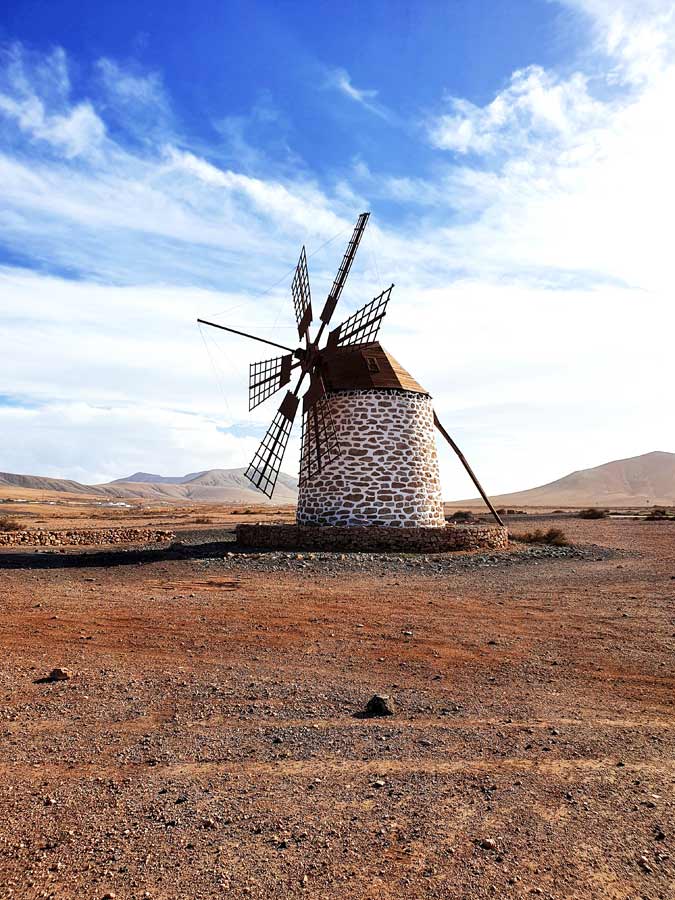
[{"x1": 235, "y1": 523, "x2": 508, "y2": 553}]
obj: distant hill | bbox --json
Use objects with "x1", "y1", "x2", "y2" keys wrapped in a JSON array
[
  {"x1": 0, "y1": 472, "x2": 97, "y2": 496},
  {"x1": 110, "y1": 471, "x2": 207, "y2": 485},
  {"x1": 4, "y1": 450, "x2": 673, "y2": 509},
  {"x1": 453, "y1": 451, "x2": 675, "y2": 508},
  {"x1": 0, "y1": 468, "x2": 298, "y2": 504}
]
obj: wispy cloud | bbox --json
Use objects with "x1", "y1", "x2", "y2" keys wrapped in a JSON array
[
  {"x1": 0, "y1": 44, "x2": 105, "y2": 159},
  {"x1": 326, "y1": 67, "x2": 391, "y2": 120},
  {"x1": 95, "y1": 57, "x2": 173, "y2": 142}
]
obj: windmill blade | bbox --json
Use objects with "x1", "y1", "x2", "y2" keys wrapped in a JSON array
[
  {"x1": 249, "y1": 354, "x2": 293, "y2": 410},
  {"x1": 326, "y1": 284, "x2": 393, "y2": 351},
  {"x1": 291, "y1": 246, "x2": 313, "y2": 342},
  {"x1": 299, "y1": 375, "x2": 340, "y2": 485},
  {"x1": 319, "y1": 212, "x2": 370, "y2": 326},
  {"x1": 245, "y1": 391, "x2": 299, "y2": 498}
]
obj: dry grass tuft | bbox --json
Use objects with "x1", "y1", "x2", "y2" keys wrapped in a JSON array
[
  {"x1": 578, "y1": 508, "x2": 608, "y2": 519},
  {"x1": 0, "y1": 516, "x2": 23, "y2": 532},
  {"x1": 513, "y1": 527, "x2": 569, "y2": 547}
]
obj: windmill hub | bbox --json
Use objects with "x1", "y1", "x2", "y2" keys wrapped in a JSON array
[{"x1": 198, "y1": 212, "x2": 505, "y2": 531}]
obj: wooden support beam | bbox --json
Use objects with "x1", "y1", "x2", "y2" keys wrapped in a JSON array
[{"x1": 433, "y1": 412, "x2": 505, "y2": 528}]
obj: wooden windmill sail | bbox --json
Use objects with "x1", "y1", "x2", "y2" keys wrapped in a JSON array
[{"x1": 198, "y1": 213, "x2": 503, "y2": 526}]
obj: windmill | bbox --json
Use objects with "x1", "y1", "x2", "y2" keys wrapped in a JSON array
[{"x1": 198, "y1": 213, "x2": 503, "y2": 527}]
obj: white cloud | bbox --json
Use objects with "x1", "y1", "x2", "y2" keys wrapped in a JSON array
[
  {"x1": 420, "y1": 2, "x2": 675, "y2": 300},
  {"x1": 327, "y1": 67, "x2": 391, "y2": 119},
  {"x1": 0, "y1": 266, "x2": 302, "y2": 483},
  {"x1": 0, "y1": 401, "x2": 261, "y2": 485},
  {"x1": 96, "y1": 57, "x2": 167, "y2": 107},
  {"x1": 559, "y1": 0, "x2": 675, "y2": 84},
  {"x1": 0, "y1": 45, "x2": 105, "y2": 158},
  {"x1": 333, "y1": 68, "x2": 378, "y2": 104},
  {"x1": 427, "y1": 66, "x2": 605, "y2": 154}
]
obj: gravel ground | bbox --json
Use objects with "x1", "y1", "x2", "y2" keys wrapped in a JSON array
[{"x1": 0, "y1": 516, "x2": 673, "y2": 899}]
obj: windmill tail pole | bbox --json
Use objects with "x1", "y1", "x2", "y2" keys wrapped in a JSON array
[{"x1": 433, "y1": 411, "x2": 505, "y2": 528}]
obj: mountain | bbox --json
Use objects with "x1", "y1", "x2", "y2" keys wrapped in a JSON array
[
  {"x1": 0, "y1": 468, "x2": 298, "y2": 504},
  {"x1": 0, "y1": 472, "x2": 97, "y2": 495},
  {"x1": 4, "y1": 451, "x2": 673, "y2": 509},
  {"x1": 111, "y1": 471, "x2": 207, "y2": 485},
  {"x1": 456, "y1": 451, "x2": 675, "y2": 508}
]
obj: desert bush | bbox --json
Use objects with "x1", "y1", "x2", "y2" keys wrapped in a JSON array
[
  {"x1": 514, "y1": 527, "x2": 569, "y2": 547},
  {"x1": 449, "y1": 510, "x2": 475, "y2": 521},
  {"x1": 193, "y1": 516, "x2": 214, "y2": 524},
  {"x1": 0, "y1": 516, "x2": 22, "y2": 531},
  {"x1": 645, "y1": 508, "x2": 673, "y2": 520},
  {"x1": 578, "y1": 508, "x2": 608, "y2": 519}
]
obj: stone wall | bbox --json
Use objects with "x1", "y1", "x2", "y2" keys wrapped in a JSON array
[
  {"x1": 297, "y1": 390, "x2": 445, "y2": 528},
  {"x1": 237, "y1": 522, "x2": 508, "y2": 553},
  {"x1": 0, "y1": 528, "x2": 175, "y2": 547}
]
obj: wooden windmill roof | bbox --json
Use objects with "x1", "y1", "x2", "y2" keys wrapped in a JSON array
[{"x1": 320, "y1": 342, "x2": 429, "y2": 395}]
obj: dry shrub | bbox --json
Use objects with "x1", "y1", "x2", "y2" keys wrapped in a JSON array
[
  {"x1": 193, "y1": 516, "x2": 214, "y2": 524},
  {"x1": 0, "y1": 516, "x2": 22, "y2": 531},
  {"x1": 514, "y1": 527, "x2": 569, "y2": 546},
  {"x1": 578, "y1": 508, "x2": 608, "y2": 519},
  {"x1": 645, "y1": 508, "x2": 673, "y2": 520},
  {"x1": 449, "y1": 510, "x2": 474, "y2": 521}
]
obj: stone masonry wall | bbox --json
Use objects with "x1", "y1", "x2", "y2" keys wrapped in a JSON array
[
  {"x1": 0, "y1": 528, "x2": 175, "y2": 547},
  {"x1": 297, "y1": 390, "x2": 445, "y2": 527},
  {"x1": 237, "y1": 522, "x2": 508, "y2": 553}
]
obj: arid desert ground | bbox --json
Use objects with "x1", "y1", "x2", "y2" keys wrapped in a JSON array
[{"x1": 0, "y1": 502, "x2": 673, "y2": 899}]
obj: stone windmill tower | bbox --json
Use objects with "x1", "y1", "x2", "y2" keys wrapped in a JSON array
[{"x1": 198, "y1": 213, "x2": 502, "y2": 528}]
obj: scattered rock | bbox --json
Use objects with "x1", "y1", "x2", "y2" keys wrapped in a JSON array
[
  {"x1": 48, "y1": 667, "x2": 72, "y2": 681},
  {"x1": 480, "y1": 838, "x2": 497, "y2": 850},
  {"x1": 363, "y1": 694, "x2": 395, "y2": 717}
]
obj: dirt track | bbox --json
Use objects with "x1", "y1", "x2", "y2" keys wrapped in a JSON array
[{"x1": 1, "y1": 516, "x2": 674, "y2": 899}]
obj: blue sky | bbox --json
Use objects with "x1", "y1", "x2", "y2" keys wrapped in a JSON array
[
  {"x1": 1, "y1": 1, "x2": 568, "y2": 175},
  {"x1": 1, "y1": 0, "x2": 674, "y2": 495}
]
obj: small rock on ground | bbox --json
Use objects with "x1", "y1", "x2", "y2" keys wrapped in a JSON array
[
  {"x1": 48, "y1": 667, "x2": 72, "y2": 681},
  {"x1": 363, "y1": 694, "x2": 395, "y2": 717}
]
